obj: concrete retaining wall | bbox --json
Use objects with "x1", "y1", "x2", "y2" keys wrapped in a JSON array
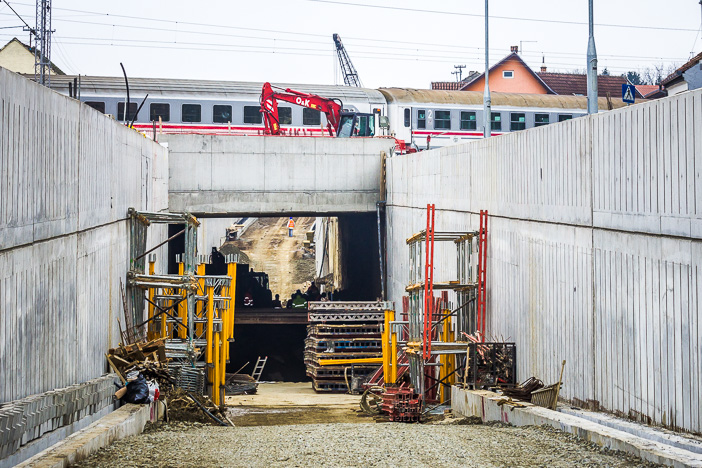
[
  {"x1": 386, "y1": 88, "x2": 702, "y2": 433},
  {"x1": 164, "y1": 134, "x2": 394, "y2": 215},
  {"x1": 0, "y1": 67, "x2": 169, "y2": 405}
]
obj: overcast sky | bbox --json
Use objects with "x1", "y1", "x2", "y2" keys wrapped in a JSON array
[{"x1": 1, "y1": 0, "x2": 701, "y2": 88}]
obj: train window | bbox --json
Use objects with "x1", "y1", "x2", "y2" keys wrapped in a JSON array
[
  {"x1": 460, "y1": 111, "x2": 477, "y2": 130},
  {"x1": 535, "y1": 113, "x2": 549, "y2": 127},
  {"x1": 490, "y1": 112, "x2": 501, "y2": 131},
  {"x1": 503, "y1": 70, "x2": 514, "y2": 78},
  {"x1": 404, "y1": 108, "x2": 410, "y2": 127},
  {"x1": 558, "y1": 114, "x2": 573, "y2": 122},
  {"x1": 303, "y1": 108, "x2": 321, "y2": 126},
  {"x1": 417, "y1": 110, "x2": 426, "y2": 129},
  {"x1": 434, "y1": 110, "x2": 451, "y2": 130},
  {"x1": 244, "y1": 106, "x2": 262, "y2": 124},
  {"x1": 213, "y1": 105, "x2": 232, "y2": 123},
  {"x1": 279, "y1": 107, "x2": 292, "y2": 125},
  {"x1": 510, "y1": 113, "x2": 526, "y2": 131},
  {"x1": 150, "y1": 103, "x2": 170, "y2": 122},
  {"x1": 85, "y1": 101, "x2": 105, "y2": 113},
  {"x1": 117, "y1": 102, "x2": 138, "y2": 121},
  {"x1": 182, "y1": 104, "x2": 201, "y2": 123}
]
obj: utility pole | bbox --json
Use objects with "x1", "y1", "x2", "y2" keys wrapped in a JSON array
[
  {"x1": 586, "y1": 0, "x2": 598, "y2": 114},
  {"x1": 483, "y1": 0, "x2": 491, "y2": 138},
  {"x1": 34, "y1": 0, "x2": 53, "y2": 86},
  {"x1": 452, "y1": 65, "x2": 466, "y2": 82}
]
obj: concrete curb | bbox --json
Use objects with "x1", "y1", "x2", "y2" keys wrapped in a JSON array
[
  {"x1": 16, "y1": 402, "x2": 164, "y2": 468},
  {"x1": 451, "y1": 387, "x2": 702, "y2": 468}
]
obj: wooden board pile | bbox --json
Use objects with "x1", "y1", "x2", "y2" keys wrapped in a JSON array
[{"x1": 105, "y1": 338, "x2": 170, "y2": 384}]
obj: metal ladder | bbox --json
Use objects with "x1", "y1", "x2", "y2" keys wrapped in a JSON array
[{"x1": 251, "y1": 356, "x2": 268, "y2": 382}]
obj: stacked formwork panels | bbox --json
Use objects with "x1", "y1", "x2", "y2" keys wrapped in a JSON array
[{"x1": 305, "y1": 302, "x2": 391, "y2": 393}]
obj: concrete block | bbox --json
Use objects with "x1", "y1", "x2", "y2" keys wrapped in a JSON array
[
  {"x1": 451, "y1": 387, "x2": 702, "y2": 468},
  {"x1": 14, "y1": 402, "x2": 164, "y2": 468}
]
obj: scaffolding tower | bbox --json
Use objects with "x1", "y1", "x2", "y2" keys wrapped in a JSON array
[
  {"x1": 403, "y1": 204, "x2": 482, "y2": 403},
  {"x1": 126, "y1": 209, "x2": 238, "y2": 404}
]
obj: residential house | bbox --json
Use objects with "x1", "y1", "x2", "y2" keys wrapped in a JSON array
[
  {"x1": 458, "y1": 46, "x2": 555, "y2": 94},
  {"x1": 661, "y1": 51, "x2": 702, "y2": 96},
  {"x1": 0, "y1": 37, "x2": 64, "y2": 75}
]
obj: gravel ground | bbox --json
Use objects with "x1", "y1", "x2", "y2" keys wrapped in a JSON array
[{"x1": 73, "y1": 419, "x2": 661, "y2": 468}]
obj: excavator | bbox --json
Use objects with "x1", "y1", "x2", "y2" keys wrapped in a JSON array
[{"x1": 260, "y1": 82, "x2": 379, "y2": 138}]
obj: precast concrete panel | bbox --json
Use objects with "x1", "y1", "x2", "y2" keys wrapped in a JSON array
[
  {"x1": 0, "y1": 68, "x2": 168, "y2": 404},
  {"x1": 385, "y1": 87, "x2": 702, "y2": 433},
  {"x1": 164, "y1": 134, "x2": 395, "y2": 215}
]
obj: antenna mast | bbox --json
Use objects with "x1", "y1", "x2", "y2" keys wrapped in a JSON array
[
  {"x1": 332, "y1": 33, "x2": 362, "y2": 87},
  {"x1": 34, "y1": 0, "x2": 53, "y2": 86},
  {"x1": 452, "y1": 65, "x2": 466, "y2": 82}
]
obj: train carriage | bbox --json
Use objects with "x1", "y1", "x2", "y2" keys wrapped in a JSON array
[
  {"x1": 47, "y1": 76, "x2": 387, "y2": 137},
  {"x1": 47, "y1": 75, "x2": 629, "y2": 149},
  {"x1": 379, "y1": 88, "x2": 625, "y2": 150}
]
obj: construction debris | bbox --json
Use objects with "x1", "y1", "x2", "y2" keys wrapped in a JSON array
[
  {"x1": 500, "y1": 377, "x2": 544, "y2": 401},
  {"x1": 106, "y1": 338, "x2": 170, "y2": 385}
]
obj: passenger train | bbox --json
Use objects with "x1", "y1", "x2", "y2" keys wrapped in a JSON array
[{"x1": 48, "y1": 75, "x2": 626, "y2": 149}]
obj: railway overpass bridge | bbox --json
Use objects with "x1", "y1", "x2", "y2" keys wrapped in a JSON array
[{"x1": 163, "y1": 134, "x2": 395, "y2": 216}]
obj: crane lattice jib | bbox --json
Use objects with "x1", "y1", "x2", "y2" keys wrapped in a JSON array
[{"x1": 333, "y1": 34, "x2": 362, "y2": 88}]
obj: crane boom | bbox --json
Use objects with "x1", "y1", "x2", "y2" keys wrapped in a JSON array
[
  {"x1": 260, "y1": 82, "x2": 343, "y2": 136},
  {"x1": 333, "y1": 34, "x2": 362, "y2": 87}
]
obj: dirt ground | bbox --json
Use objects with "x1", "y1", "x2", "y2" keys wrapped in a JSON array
[
  {"x1": 73, "y1": 383, "x2": 662, "y2": 468},
  {"x1": 231, "y1": 217, "x2": 316, "y2": 300}
]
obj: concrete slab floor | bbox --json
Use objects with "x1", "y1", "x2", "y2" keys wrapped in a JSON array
[{"x1": 224, "y1": 381, "x2": 361, "y2": 407}]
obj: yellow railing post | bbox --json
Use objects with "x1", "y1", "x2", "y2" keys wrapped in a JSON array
[
  {"x1": 196, "y1": 262, "x2": 206, "y2": 338},
  {"x1": 382, "y1": 309, "x2": 390, "y2": 383},
  {"x1": 213, "y1": 330, "x2": 220, "y2": 404},
  {"x1": 178, "y1": 260, "x2": 186, "y2": 338},
  {"x1": 148, "y1": 256, "x2": 156, "y2": 340},
  {"x1": 226, "y1": 261, "x2": 237, "y2": 362},
  {"x1": 206, "y1": 285, "x2": 215, "y2": 399},
  {"x1": 390, "y1": 308, "x2": 397, "y2": 384}
]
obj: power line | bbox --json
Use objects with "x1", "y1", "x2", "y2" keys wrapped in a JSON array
[
  {"x1": 0, "y1": 12, "x2": 688, "y2": 65},
  {"x1": 4, "y1": 37, "x2": 651, "y2": 73},
  {"x1": 304, "y1": 0, "x2": 699, "y2": 32}
]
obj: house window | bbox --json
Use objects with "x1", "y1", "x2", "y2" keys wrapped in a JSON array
[
  {"x1": 503, "y1": 70, "x2": 514, "y2": 78},
  {"x1": 182, "y1": 104, "x2": 201, "y2": 123},
  {"x1": 85, "y1": 101, "x2": 105, "y2": 113},
  {"x1": 417, "y1": 109, "x2": 426, "y2": 129},
  {"x1": 303, "y1": 108, "x2": 321, "y2": 126},
  {"x1": 558, "y1": 114, "x2": 573, "y2": 122},
  {"x1": 213, "y1": 105, "x2": 232, "y2": 123},
  {"x1": 404, "y1": 108, "x2": 411, "y2": 127},
  {"x1": 510, "y1": 113, "x2": 526, "y2": 131},
  {"x1": 278, "y1": 107, "x2": 292, "y2": 125},
  {"x1": 149, "y1": 103, "x2": 170, "y2": 122},
  {"x1": 460, "y1": 111, "x2": 476, "y2": 130},
  {"x1": 491, "y1": 112, "x2": 501, "y2": 131},
  {"x1": 434, "y1": 110, "x2": 451, "y2": 130},
  {"x1": 244, "y1": 105, "x2": 262, "y2": 124},
  {"x1": 535, "y1": 113, "x2": 549, "y2": 127},
  {"x1": 117, "y1": 102, "x2": 138, "y2": 121}
]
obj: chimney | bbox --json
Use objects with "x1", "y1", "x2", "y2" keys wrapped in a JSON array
[
  {"x1": 510, "y1": 45, "x2": 518, "y2": 54},
  {"x1": 541, "y1": 66, "x2": 547, "y2": 72}
]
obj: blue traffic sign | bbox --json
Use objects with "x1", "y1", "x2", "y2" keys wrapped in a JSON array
[{"x1": 622, "y1": 84, "x2": 636, "y2": 104}]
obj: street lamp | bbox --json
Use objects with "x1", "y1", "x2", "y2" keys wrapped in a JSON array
[{"x1": 483, "y1": 0, "x2": 491, "y2": 137}]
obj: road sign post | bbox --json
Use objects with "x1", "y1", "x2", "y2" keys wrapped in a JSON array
[{"x1": 622, "y1": 84, "x2": 636, "y2": 105}]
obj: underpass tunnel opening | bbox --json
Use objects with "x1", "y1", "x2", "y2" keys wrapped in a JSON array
[{"x1": 167, "y1": 213, "x2": 382, "y2": 382}]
